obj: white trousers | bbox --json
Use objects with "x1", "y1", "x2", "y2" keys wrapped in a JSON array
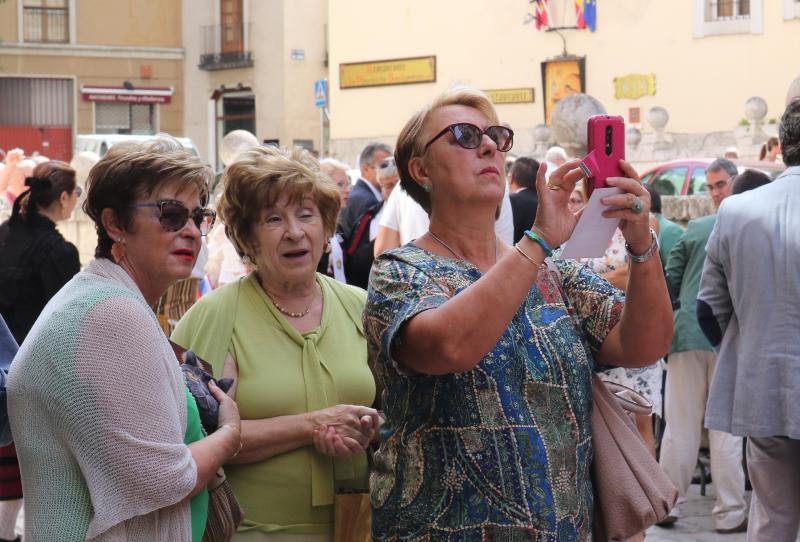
[
  {"x1": 0, "y1": 499, "x2": 21, "y2": 539},
  {"x1": 746, "y1": 437, "x2": 800, "y2": 542},
  {"x1": 659, "y1": 350, "x2": 747, "y2": 530}
]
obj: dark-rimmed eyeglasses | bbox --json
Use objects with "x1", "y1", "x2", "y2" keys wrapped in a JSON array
[
  {"x1": 131, "y1": 199, "x2": 216, "y2": 236},
  {"x1": 423, "y1": 123, "x2": 514, "y2": 153}
]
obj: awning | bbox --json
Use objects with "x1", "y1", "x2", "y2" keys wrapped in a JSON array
[{"x1": 81, "y1": 85, "x2": 174, "y2": 104}]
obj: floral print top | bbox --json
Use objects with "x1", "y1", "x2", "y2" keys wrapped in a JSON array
[{"x1": 364, "y1": 245, "x2": 625, "y2": 541}]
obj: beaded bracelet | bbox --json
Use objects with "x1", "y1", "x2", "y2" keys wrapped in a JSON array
[{"x1": 523, "y1": 229, "x2": 553, "y2": 258}]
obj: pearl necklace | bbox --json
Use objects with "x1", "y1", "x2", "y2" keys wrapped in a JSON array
[{"x1": 267, "y1": 284, "x2": 320, "y2": 318}]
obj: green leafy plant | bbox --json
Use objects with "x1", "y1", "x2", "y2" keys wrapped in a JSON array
[{"x1": 738, "y1": 118, "x2": 750, "y2": 127}]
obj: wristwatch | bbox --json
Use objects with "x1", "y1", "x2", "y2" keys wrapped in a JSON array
[{"x1": 625, "y1": 228, "x2": 659, "y2": 263}]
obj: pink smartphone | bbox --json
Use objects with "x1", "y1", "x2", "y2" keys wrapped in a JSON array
[{"x1": 580, "y1": 115, "x2": 625, "y2": 199}]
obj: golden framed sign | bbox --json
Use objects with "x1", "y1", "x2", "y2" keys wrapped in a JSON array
[
  {"x1": 339, "y1": 56, "x2": 436, "y2": 89},
  {"x1": 483, "y1": 88, "x2": 535, "y2": 105}
]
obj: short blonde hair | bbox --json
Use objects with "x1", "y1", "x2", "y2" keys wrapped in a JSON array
[
  {"x1": 219, "y1": 146, "x2": 341, "y2": 258},
  {"x1": 395, "y1": 85, "x2": 499, "y2": 214}
]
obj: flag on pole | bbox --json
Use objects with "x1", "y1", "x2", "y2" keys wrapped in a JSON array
[
  {"x1": 532, "y1": 0, "x2": 549, "y2": 30},
  {"x1": 584, "y1": 0, "x2": 597, "y2": 32},
  {"x1": 575, "y1": 0, "x2": 586, "y2": 29}
]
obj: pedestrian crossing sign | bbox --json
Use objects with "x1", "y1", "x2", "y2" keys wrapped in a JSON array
[{"x1": 314, "y1": 79, "x2": 327, "y2": 108}]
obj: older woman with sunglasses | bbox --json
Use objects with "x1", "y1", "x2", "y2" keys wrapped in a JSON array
[
  {"x1": 8, "y1": 137, "x2": 241, "y2": 541},
  {"x1": 172, "y1": 146, "x2": 379, "y2": 542},
  {"x1": 364, "y1": 86, "x2": 673, "y2": 541}
]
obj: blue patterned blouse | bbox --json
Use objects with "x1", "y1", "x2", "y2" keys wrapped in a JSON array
[{"x1": 364, "y1": 245, "x2": 625, "y2": 541}]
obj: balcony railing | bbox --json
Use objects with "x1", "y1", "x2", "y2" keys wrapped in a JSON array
[{"x1": 199, "y1": 23, "x2": 254, "y2": 71}]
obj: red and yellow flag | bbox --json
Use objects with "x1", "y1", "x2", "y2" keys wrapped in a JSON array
[
  {"x1": 532, "y1": 0, "x2": 549, "y2": 30},
  {"x1": 575, "y1": 0, "x2": 586, "y2": 29}
]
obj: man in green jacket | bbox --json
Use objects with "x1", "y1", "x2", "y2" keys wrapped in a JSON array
[
  {"x1": 658, "y1": 158, "x2": 748, "y2": 533},
  {"x1": 645, "y1": 186, "x2": 683, "y2": 276}
]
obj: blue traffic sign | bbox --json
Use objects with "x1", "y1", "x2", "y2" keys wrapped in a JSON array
[{"x1": 314, "y1": 79, "x2": 327, "y2": 108}]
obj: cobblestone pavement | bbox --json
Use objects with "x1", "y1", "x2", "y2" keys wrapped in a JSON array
[{"x1": 646, "y1": 483, "x2": 800, "y2": 542}]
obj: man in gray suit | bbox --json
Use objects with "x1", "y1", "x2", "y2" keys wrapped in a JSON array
[{"x1": 698, "y1": 98, "x2": 800, "y2": 541}]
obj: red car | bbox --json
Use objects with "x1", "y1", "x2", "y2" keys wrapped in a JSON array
[{"x1": 641, "y1": 159, "x2": 786, "y2": 196}]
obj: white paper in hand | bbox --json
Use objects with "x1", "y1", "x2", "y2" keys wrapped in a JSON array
[{"x1": 560, "y1": 187, "x2": 623, "y2": 259}]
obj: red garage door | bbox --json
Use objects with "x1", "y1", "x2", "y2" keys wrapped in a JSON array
[{"x1": 0, "y1": 78, "x2": 73, "y2": 162}]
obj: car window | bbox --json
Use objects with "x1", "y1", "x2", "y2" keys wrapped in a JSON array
[
  {"x1": 688, "y1": 167, "x2": 707, "y2": 195},
  {"x1": 650, "y1": 167, "x2": 688, "y2": 196},
  {"x1": 640, "y1": 172, "x2": 654, "y2": 186}
]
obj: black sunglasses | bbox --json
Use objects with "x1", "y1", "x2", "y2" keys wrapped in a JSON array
[
  {"x1": 424, "y1": 123, "x2": 514, "y2": 153},
  {"x1": 131, "y1": 199, "x2": 216, "y2": 236}
]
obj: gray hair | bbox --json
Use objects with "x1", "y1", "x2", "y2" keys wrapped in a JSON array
[
  {"x1": 545, "y1": 146, "x2": 567, "y2": 163},
  {"x1": 706, "y1": 158, "x2": 738, "y2": 178},
  {"x1": 376, "y1": 157, "x2": 398, "y2": 180},
  {"x1": 779, "y1": 98, "x2": 800, "y2": 167},
  {"x1": 359, "y1": 142, "x2": 393, "y2": 168},
  {"x1": 319, "y1": 157, "x2": 351, "y2": 177}
]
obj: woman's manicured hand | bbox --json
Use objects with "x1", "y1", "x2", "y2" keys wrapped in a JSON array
[
  {"x1": 599, "y1": 161, "x2": 652, "y2": 254},
  {"x1": 531, "y1": 159, "x2": 587, "y2": 248}
]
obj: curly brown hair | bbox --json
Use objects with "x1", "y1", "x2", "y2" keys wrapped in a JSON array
[{"x1": 218, "y1": 145, "x2": 341, "y2": 259}]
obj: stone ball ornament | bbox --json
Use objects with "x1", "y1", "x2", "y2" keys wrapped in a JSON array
[
  {"x1": 744, "y1": 97, "x2": 768, "y2": 123},
  {"x1": 787, "y1": 74, "x2": 800, "y2": 106},
  {"x1": 550, "y1": 93, "x2": 607, "y2": 157},
  {"x1": 626, "y1": 126, "x2": 642, "y2": 148},
  {"x1": 647, "y1": 106, "x2": 669, "y2": 132}
]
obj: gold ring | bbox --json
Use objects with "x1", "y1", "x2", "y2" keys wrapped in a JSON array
[{"x1": 547, "y1": 182, "x2": 560, "y2": 191}]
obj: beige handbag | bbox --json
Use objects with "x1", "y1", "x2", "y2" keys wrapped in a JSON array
[
  {"x1": 591, "y1": 374, "x2": 678, "y2": 542},
  {"x1": 334, "y1": 490, "x2": 372, "y2": 542}
]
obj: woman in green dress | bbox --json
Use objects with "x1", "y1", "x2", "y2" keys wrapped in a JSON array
[{"x1": 172, "y1": 145, "x2": 379, "y2": 542}]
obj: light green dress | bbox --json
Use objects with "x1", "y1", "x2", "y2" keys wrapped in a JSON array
[{"x1": 172, "y1": 273, "x2": 375, "y2": 536}]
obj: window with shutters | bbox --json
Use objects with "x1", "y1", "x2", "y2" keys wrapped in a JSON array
[
  {"x1": 709, "y1": 0, "x2": 750, "y2": 20},
  {"x1": 23, "y1": 0, "x2": 69, "y2": 43},
  {"x1": 95, "y1": 103, "x2": 158, "y2": 135},
  {"x1": 785, "y1": 0, "x2": 800, "y2": 19},
  {"x1": 693, "y1": 0, "x2": 762, "y2": 37}
]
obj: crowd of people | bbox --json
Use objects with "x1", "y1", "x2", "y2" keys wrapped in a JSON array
[{"x1": 0, "y1": 88, "x2": 797, "y2": 542}]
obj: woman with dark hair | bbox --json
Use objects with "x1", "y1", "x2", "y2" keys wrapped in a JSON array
[
  {"x1": 0, "y1": 160, "x2": 81, "y2": 542},
  {"x1": 0, "y1": 160, "x2": 81, "y2": 343},
  {"x1": 758, "y1": 136, "x2": 780, "y2": 162}
]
